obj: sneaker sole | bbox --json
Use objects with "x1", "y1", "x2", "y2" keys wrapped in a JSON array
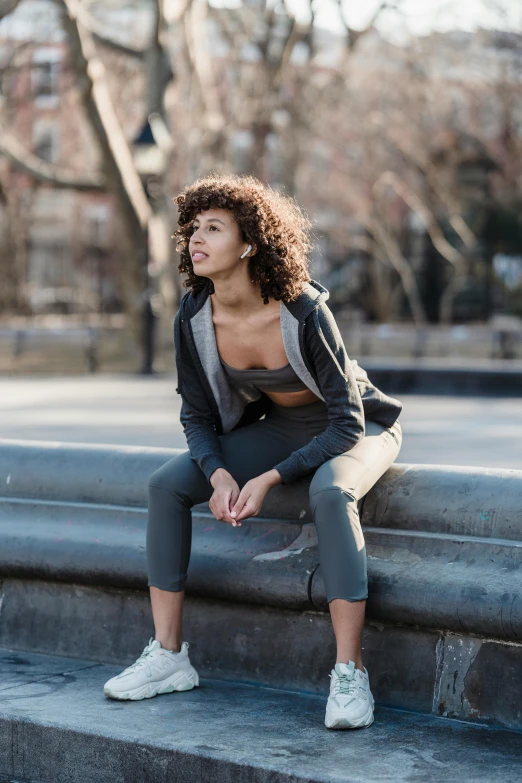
[
  {"x1": 325, "y1": 699, "x2": 375, "y2": 730},
  {"x1": 104, "y1": 667, "x2": 200, "y2": 701},
  {"x1": 325, "y1": 712, "x2": 374, "y2": 729}
]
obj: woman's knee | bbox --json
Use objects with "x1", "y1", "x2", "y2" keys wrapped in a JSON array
[
  {"x1": 148, "y1": 451, "x2": 205, "y2": 506},
  {"x1": 308, "y1": 471, "x2": 365, "y2": 540},
  {"x1": 309, "y1": 485, "x2": 360, "y2": 524},
  {"x1": 308, "y1": 461, "x2": 359, "y2": 507}
]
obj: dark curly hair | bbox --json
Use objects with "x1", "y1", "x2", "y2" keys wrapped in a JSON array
[{"x1": 172, "y1": 172, "x2": 316, "y2": 304}]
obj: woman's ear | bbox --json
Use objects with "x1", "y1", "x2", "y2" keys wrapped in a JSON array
[{"x1": 241, "y1": 243, "x2": 256, "y2": 259}]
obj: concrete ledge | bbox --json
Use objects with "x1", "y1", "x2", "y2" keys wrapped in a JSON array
[
  {"x1": 1, "y1": 646, "x2": 522, "y2": 783},
  {"x1": 1, "y1": 579, "x2": 521, "y2": 732},
  {"x1": 0, "y1": 438, "x2": 307, "y2": 518},
  {"x1": 1, "y1": 497, "x2": 520, "y2": 638},
  {"x1": 0, "y1": 439, "x2": 521, "y2": 638},
  {"x1": 1, "y1": 438, "x2": 522, "y2": 731}
]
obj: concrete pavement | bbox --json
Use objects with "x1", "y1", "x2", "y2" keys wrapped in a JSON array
[{"x1": 1, "y1": 374, "x2": 521, "y2": 469}]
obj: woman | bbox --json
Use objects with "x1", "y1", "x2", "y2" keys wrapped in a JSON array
[{"x1": 104, "y1": 173, "x2": 403, "y2": 730}]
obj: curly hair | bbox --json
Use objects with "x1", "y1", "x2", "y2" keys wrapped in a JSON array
[{"x1": 172, "y1": 172, "x2": 316, "y2": 304}]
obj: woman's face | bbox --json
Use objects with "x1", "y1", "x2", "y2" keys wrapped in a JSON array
[{"x1": 188, "y1": 207, "x2": 251, "y2": 278}]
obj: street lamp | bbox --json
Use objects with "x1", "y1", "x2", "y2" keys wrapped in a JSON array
[{"x1": 131, "y1": 116, "x2": 166, "y2": 374}]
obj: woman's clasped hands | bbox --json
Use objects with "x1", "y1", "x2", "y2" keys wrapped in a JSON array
[{"x1": 208, "y1": 468, "x2": 282, "y2": 526}]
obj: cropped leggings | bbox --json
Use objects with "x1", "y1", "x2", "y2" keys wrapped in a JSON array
[{"x1": 146, "y1": 398, "x2": 402, "y2": 603}]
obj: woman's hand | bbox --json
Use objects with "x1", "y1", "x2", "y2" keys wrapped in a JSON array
[
  {"x1": 230, "y1": 470, "x2": 281, "y2": 523},
  {"x1": 209, "y1": 469, "x2": 242, "y2": 526}
]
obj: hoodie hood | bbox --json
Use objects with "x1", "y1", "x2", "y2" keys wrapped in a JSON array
[{"x1": 295, "y1": 279, "x2": 329, "y2": 319}]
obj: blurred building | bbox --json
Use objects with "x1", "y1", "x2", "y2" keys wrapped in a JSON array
[
  {"x1": 0, "y1": 1, "x2": 521, "y2": 324},
  {"x1": 0, "y1": 0, "x2": 144, "y2": 314}
]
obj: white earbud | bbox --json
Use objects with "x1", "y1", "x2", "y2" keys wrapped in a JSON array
[{"x1": 240, "y1": 244, "x2": 252, "y2": 259}]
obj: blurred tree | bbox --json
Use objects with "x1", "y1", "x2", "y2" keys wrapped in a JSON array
[{"x1": 0, "y1": 0, "x2": 520, "y2": 348}]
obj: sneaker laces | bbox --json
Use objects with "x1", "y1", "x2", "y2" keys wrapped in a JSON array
[
  {"x1": 329, "y1": 671, "x2": 358, "y2": 697},
  {"x1": 125, "y1": 638, "x2": 160, "y2": 673}
]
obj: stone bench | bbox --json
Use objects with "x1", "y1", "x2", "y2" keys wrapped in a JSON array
[{"x1": 0, "y1": 438, "x2": 521, "y2": 733}]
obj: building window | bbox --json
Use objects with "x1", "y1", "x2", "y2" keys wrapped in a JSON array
[
  {"x1": 33, "y1": 61, "x2": 57, "y2": 97},
  {"x1": 83, "y1": 204, "x2": 111, "y2": 247},
  {"x1": 32, "y1": 48, "x2": 61, "y2": 106},
  {"x1": 32, "y1": 121, "x2": 60, "y2": 163}
]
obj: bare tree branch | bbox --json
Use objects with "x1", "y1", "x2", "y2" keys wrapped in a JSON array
[
  {"x1": 334, "y1": 0, "x2": 395, "y2": 51},
  {"x1": 91, "y1": 31, "x2": 146, "y2": 60},
  {"x1": 271, "y1": 8, "x2": 300, "y2": 88},
  {"x1": 183, "y1": 0, "x2": 225, "y2": 132},
  {"x1": 59, "y1": 0, "x2": 152, "y2": 228},
  {"x1": 367, "y1": 213, "x2": 427, "y2": 325},
  {"x1": 163, "y1": 0, "x2": 194, "y2": 25},
  {"x1": 50, "y1": 0, "x2": 148, "y2": 58},
  {"x1": 0, "y1": 124, "x2": 104, "y2": 189},
  {"x1": 0, "y1": 0, "x2": 22, "y2": 21},
  {"x1": 373, "y1": 170, "x2": 471, "y2": 267},
  {"x1": 52, "y1": 0, "x2": 156, "y2": 345},
  {"x1": 381, "y1": 123, "x2": 478, "y2": 248}
]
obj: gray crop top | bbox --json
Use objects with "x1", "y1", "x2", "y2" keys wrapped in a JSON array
[{"x1": 220, "y1": 356, "x2": 309, "y2": 393}]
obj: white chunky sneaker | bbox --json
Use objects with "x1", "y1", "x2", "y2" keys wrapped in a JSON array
[
  {"x1": 103, "y1": 638, "x2": 199, "y2": 701},
  {"x1": 325, "y1": 660, "x2": 375, "y2": 729}
]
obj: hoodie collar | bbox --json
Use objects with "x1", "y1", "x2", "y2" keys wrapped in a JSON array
[{"x1": 181, "y1": 278, "x2": 329, "y2": 322}]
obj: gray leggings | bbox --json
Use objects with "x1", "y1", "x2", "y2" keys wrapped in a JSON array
[{"x1": 146, "y1": 399, "x2": 402, "y2": 603}]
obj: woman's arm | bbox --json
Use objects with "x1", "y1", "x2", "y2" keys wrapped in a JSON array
[
  {"x1": 272, "y1": 302, "x2": 365, "y2": 485},
  {"x1": 175, "y1": 311, "x2": 228, "y2": 484}
]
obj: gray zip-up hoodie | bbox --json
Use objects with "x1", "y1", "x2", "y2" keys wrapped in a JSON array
[{"x1": 174, "y1": 278, "x2": 402, "y2": 485}]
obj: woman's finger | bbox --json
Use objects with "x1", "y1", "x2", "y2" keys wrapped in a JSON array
[
  {"x1": 235, "y1": 501, "x2": 255, "y2": 522},
  {"x1": 231, "y1": 490, "x2": 247, "y2": 519},
  {"x1": 221, "y1": 490, "x2": 242, "y2": 526}
]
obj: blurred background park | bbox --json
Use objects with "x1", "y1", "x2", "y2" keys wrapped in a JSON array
[{"x1": 0, "y1": 0, "x2": 521, "y2": 467}]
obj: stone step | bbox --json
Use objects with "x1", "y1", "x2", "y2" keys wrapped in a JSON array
[
  {"x1": 1, "y1": 465, "x2": 521, "y2": 640},
  {"x1": 1, "y1": 647, "x2": 521, "y2": 783},
  {"x1": 1, "y1": 439, "x2": 522, "y2": 732}
]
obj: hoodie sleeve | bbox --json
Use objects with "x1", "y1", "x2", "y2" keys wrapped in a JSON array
[
  {"x1": 174, "y1": 310, "x2": 228, "y2": 484},
  {"x1": 272, "y1": 302, "x2": 366, "y2": 485}
]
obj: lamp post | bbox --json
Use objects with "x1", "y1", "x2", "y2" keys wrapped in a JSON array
[{"x1": 131, "y1": 117, "x2": 166, "y2": 375}]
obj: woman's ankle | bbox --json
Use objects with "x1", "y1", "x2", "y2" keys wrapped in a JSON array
[{"x1": 155, "y1": 637, "x2": 182, "y2": 653}]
